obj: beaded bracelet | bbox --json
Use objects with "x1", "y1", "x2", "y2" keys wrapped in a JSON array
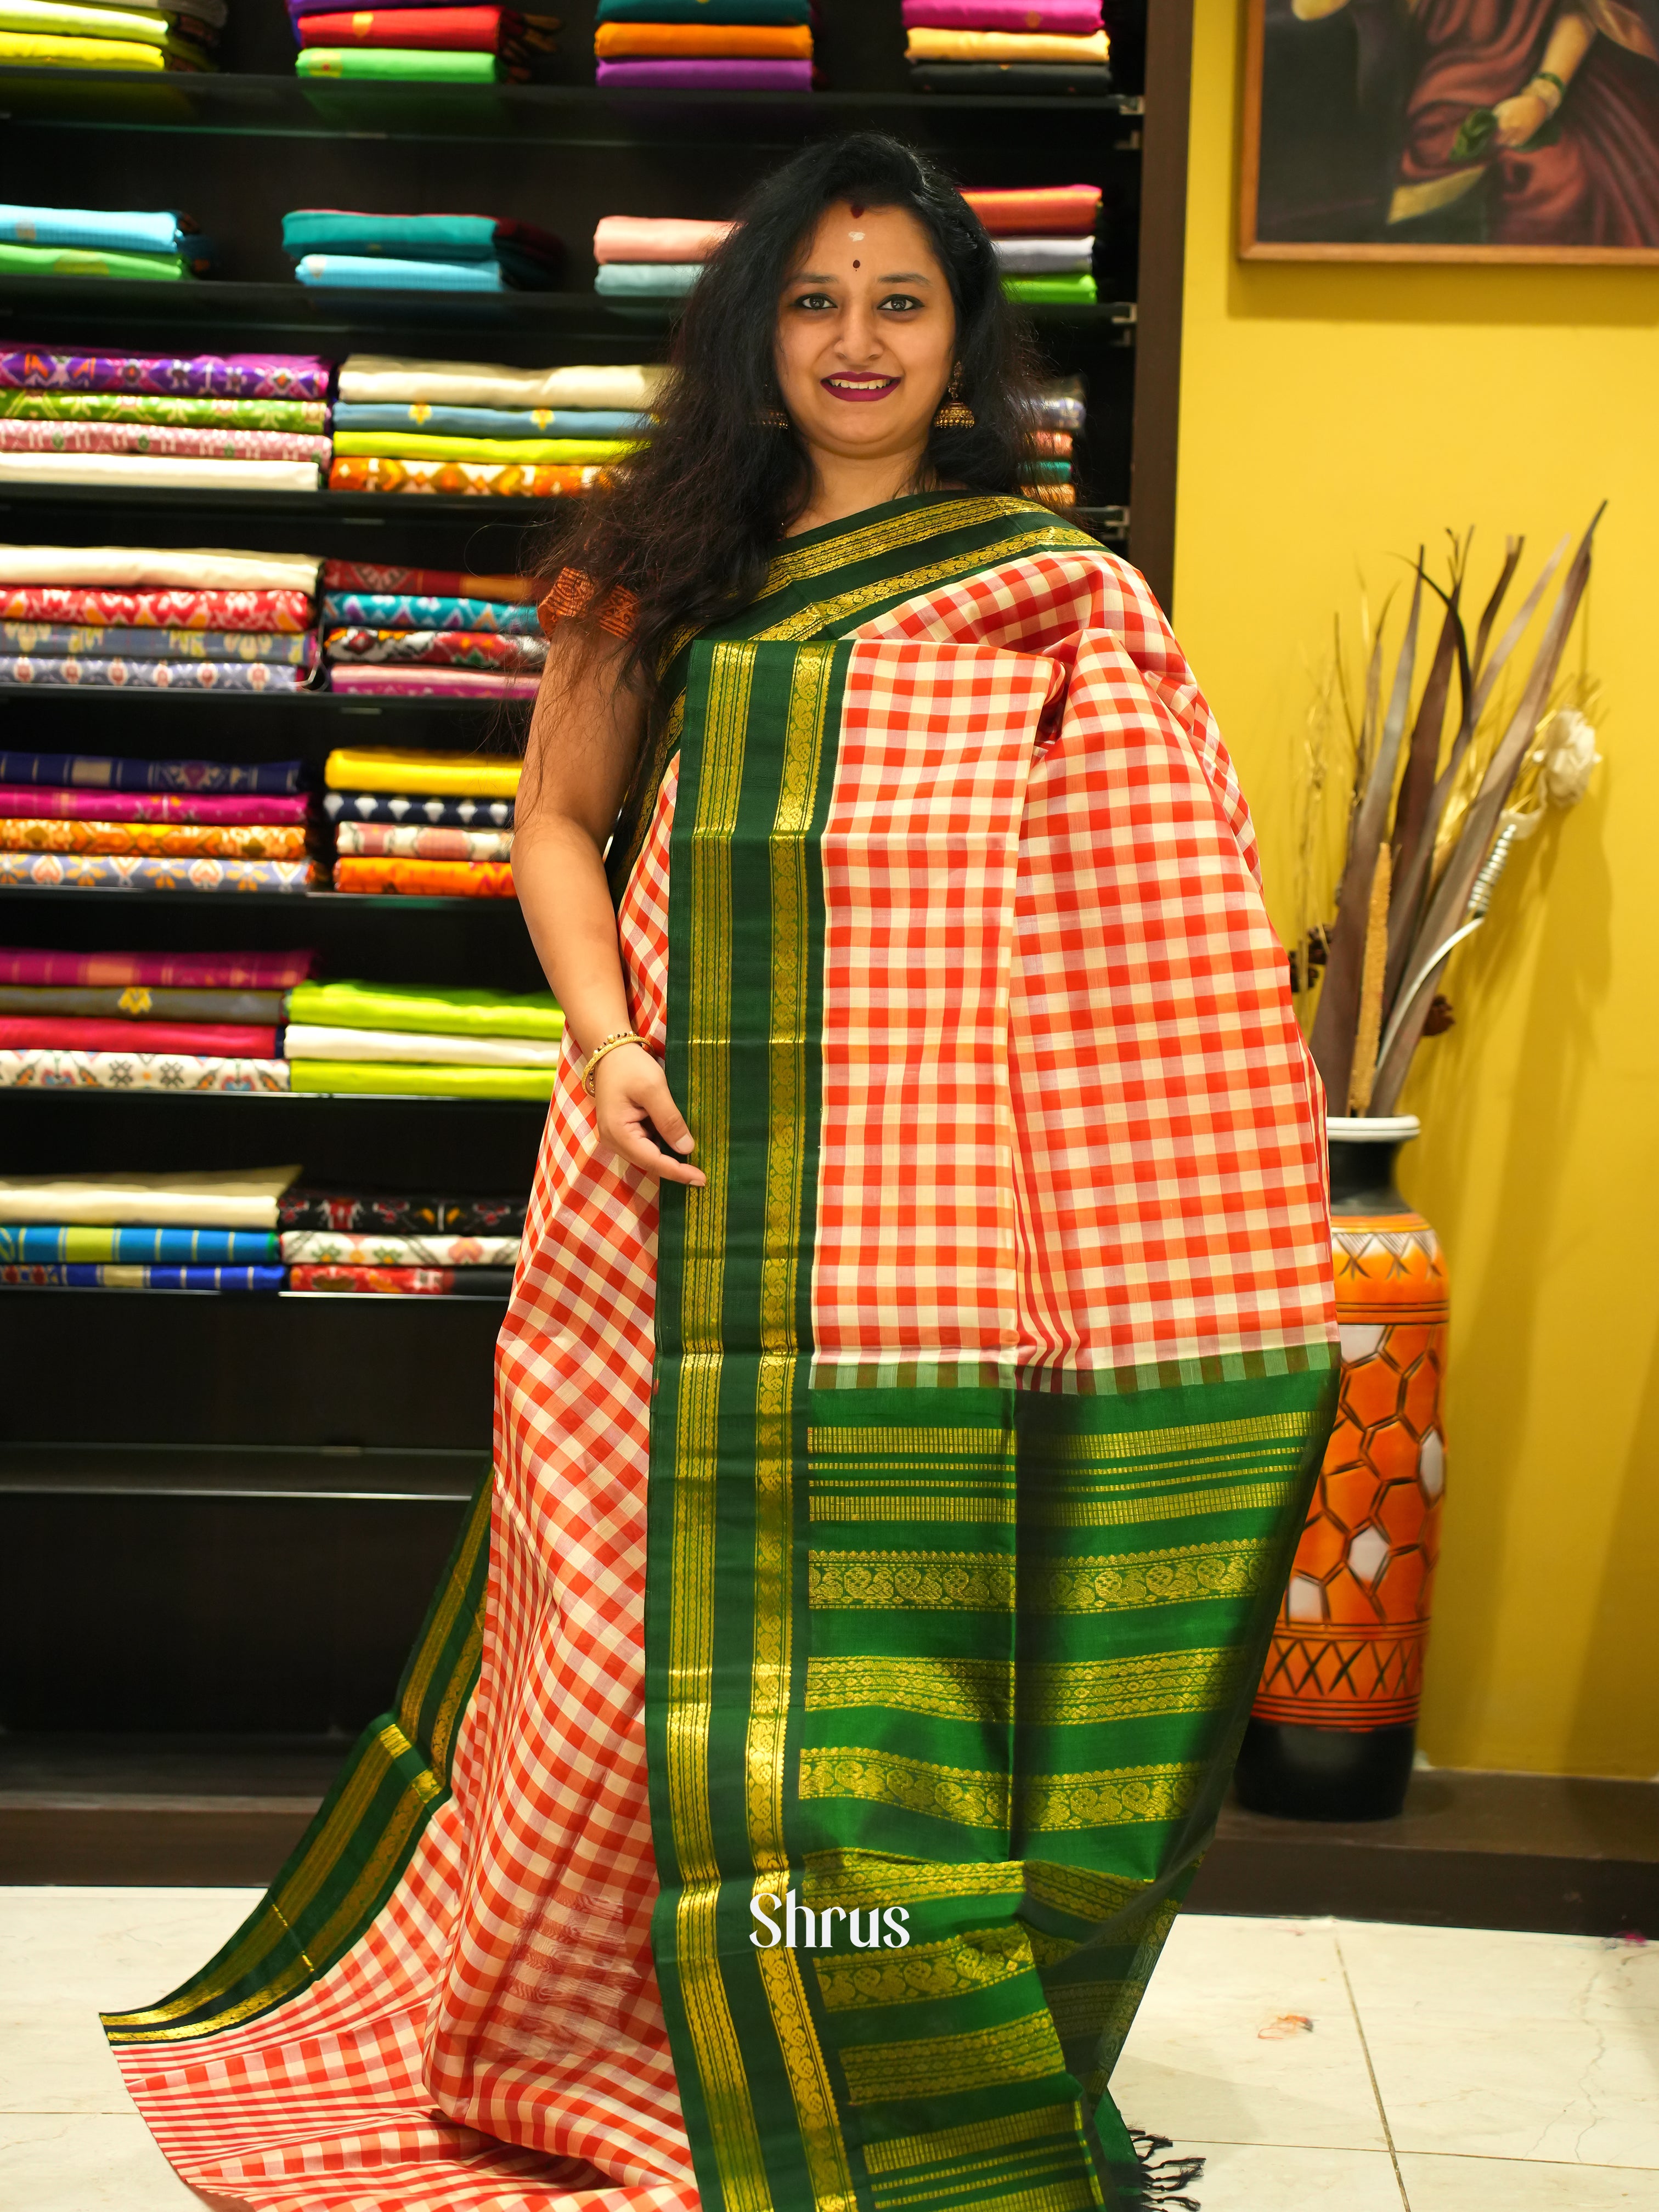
[{"x1": 582, "y1": 1029, "x2": 651, "y2": 1096}]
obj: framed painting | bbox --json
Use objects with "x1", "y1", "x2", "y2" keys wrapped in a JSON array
[{"x1": 1239, "y1": 0, "x2": 1659, "y2": 261}]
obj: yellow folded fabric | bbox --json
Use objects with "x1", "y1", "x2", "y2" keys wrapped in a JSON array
[
  {"x1": 324, "y1": 747, "x2": 522, "y2": 798},
  {"x1": 289, "y1": 1061, "x2": 555, "y2": 1099},
  {"x1": 0, "y1": 26, "x2": 170, "y2": 62},
  {"x1": 904, "y1": 25, "x2": 1108, "y2": 59},
  {"x1": 331, "y1": 431, "x2": 634, "y2": 466}
]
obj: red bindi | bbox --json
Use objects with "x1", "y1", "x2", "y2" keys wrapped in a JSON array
[
  {"x1": 849, "y1": 202, "x2": 864, "y2": 217},
  {"x1": 852, "y1": 258, "x2": 860, "y2": 268}
]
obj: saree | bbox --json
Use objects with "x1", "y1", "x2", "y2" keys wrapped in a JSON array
[{"x1": 103, "y1": 494, "x2": 1336, "y2": 2212}]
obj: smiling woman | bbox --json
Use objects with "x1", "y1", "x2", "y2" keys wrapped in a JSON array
[{"x1": 105, "y1": 133, "x2": 1340, "y2": 2212}]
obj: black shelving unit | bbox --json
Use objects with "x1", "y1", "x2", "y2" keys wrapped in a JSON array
[{"x1": 0, "y1": 0, "x2": 1193, "y2": 1809}]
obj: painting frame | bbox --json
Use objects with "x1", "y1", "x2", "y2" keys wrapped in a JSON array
[{"x1": 1239, "y1": 0, "x2": 1659, "y2": 263}]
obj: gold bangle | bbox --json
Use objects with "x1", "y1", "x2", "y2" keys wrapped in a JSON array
[{"x1": 582, "y1": 1029, "x2": 650, "y2": 1095}]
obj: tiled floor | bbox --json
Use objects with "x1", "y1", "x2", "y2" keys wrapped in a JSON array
[{"x1": 1, "y1": 1890, "x2": 1655, "y2": 2208}]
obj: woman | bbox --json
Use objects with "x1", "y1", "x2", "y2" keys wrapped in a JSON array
[{"x1": 106, "y1": 136, "x2": 1338, "y2": 2212}]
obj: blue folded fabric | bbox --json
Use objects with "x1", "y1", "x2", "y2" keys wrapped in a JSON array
[
  {"x1": 331, "y1": 403, "x2": 651, "y2": 439},
  {"x1": 0, "y1": 204, "x2": 189, "y2": 255},
  {"x1": 284, "y1": 211, "x2": 503, "y2": 262},
  {"x1": 0, "y1": 1227, "x2": 278, "y2": 1263},
  {"x1": 1, "y1": 1265, "x2": 286, "y2": 1291},
  {"x1": 295, "y1": 255, "x2": 507, "y2": 292},
  {"x1": 594, "y1": 263, "x2": 702, "y2": 298}
]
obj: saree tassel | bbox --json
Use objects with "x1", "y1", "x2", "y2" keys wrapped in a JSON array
[{"x1": 1125, "y1": 2130, "x2": 1205, "y2": 2210}]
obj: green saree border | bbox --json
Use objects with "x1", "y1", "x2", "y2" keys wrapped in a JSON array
[{"x1": 103, "y1": 1471, "x2": 491, "y2": 2048}]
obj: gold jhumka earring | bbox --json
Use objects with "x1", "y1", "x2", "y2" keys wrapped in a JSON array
[
  {"x1": 756, "y1": 404, "x2": 789, "y2": 428},
  {"x1": 932, "y1": 363, "x2": 975, "y2": 430}
]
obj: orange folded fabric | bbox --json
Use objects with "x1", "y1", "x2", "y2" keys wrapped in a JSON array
[
  {"x1": 334, "y1": 855, "x2": 516, "y2": 898},
  {"x1": 593, "y1": 19, "x2": 810, "y2": 52},
  {"x1": 962, "y1": 184, "x2": 1102, "y2": 236}
]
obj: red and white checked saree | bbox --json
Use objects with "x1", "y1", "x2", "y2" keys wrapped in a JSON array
[{"x1": 106, "y1": 495, "x2": 1337, "y2": 2211}]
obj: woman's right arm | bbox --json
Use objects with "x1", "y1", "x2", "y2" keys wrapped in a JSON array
[{"x1": 511, "y1": 627, "x2": 706, "y2": 1187}]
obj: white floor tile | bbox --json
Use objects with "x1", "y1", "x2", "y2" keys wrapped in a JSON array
[
  {"x1": 1335, "y1": 1921, "x2": 1659, "y2": 2169},
  {"x1": 1116, "y1": 1916, "x2": 1386, "y2": 2151},
  {"x1": 1162, "y1": 2141, "x2": 1406, "y2": 2210},
  {"x1": 0, "y1": 2007, "x2": 132, "y2": 2114},
  {"x1": 1339, "y1": 1920, "x2": 1659, "y2": 2027},
  {"x1": 0, "y1": 1887, "x2": 258, "y2": 2011},
  {"x1": 0, "y1": 2112, "x2": 205, "y2": 2208},
  {"x1": 1400, "y1": 2151, "x2": 1659, "y2": 2207}
]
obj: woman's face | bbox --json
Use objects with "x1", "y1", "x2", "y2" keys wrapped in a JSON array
[{"x1": 773, "y1": 200, "x2": 957, "y2": 468}]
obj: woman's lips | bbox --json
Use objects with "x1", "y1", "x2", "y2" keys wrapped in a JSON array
[{"x1": 821, "y1": 374, "x2": 899, "y2": 404}]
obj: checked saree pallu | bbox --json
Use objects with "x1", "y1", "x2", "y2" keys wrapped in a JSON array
[{"x1": 103, "y1": 503, "x2": 1336, "y2": 2212}]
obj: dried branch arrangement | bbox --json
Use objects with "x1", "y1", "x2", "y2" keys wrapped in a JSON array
[{"x1": 1300, "y1": 512, "x2": 1604, "y2": 1119}]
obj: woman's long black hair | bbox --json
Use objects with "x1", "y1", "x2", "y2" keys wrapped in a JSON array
[{"x1": 538, "y1": 131, "x2": 1042, "y2": 704}]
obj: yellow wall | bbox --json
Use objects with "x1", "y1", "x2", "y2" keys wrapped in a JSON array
[{"x1": 1173, "y1": 0, "x2": 1659, "y2": 1778}]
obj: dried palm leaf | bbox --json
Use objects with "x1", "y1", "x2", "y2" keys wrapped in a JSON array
[
  {"x1": 1309, "y1": 560, "x2": 1423, "y2": 1109},
  {"x1": 1349, "y1": 846, "x2": 1392, "y2": 1114}
]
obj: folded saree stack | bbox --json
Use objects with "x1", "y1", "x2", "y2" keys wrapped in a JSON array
[
  {"x1": 1025, "y1": 369, "x2": 1085, "y2": 506},
  {"x1": 0, "y1": 348, "x2": 331, "y2": 490},
  {"x1": 904, "y1": 0, "x2": 1110, "y2": 93},
  {"x1": 279, "y1": 1183, "x2": 526, "y2": 1294},
  {"x1": 319, "y1": 558, "x2": 541, "y2": 698},
  {"x1": 0, "y1": 1163, "x2": 294, "y2": 1289},
  {"x1": 964, "y1": 181, "x2": 1100, "y2": 304},
  {"x1": 0, "y1": 746, "x2": 320, "y2": 895},
  {"x1": 290, "y1": 0, "x2": 558, "y2": 82},
  {"x1": 591, "y1": 213, "x2": 731, "y2": 301},
  {"x1": 0, "y1": 0, "x2": 223, "y2": 72},
  {"x1": 0, "y1": 543, "x2": 323, "y2": 692},
  {"x1": 329, "y1": 353, "x2": 660, "y2": 495},
  {"x1": 593, "y1": 0, "x2": 814, "y2": 91},
  {"x1": 284, "y1": 977, "x2": 560, "y2": 1100},
  {"x1": 0, "y1": 946, "x2": 310, "y2": 1090},
  {"x1": 284, "y1": 210, "x2": 563, "y2": 292},
  {"x1": 0, "y1": 202, "x2": 213, "y2": 283},
  {"x1": 323, "y1": 747, "x2": 518, "y2": 888}
]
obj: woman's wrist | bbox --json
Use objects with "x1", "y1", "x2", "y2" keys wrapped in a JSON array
[
  {"x1": 582, "y1": 1029, "x2": 654, "y2": 1095},
  {"x1": 1528, "y1": 69, "x2": 1566, "y2": 114}
]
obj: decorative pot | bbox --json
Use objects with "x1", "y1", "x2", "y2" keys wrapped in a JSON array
[{"x1": 1233, "y1": 1114, "x2": 1448, "y2": 1821}]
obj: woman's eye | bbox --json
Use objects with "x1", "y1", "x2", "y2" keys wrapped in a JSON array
[
  {"x1": 879, "y1": 292, "x2": 924, "y2": 313},
  {"x1": 792, "y1": 291, "x2": 836, "y2": 312}
]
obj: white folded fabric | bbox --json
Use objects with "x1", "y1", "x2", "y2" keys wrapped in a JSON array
[
  {"x1": 0, "y1": 544, "x2": 321, "y2": 591},
  {"x1": 0, "y1": 453, "x2": 319, "y2": 493},
  {"x1": 280, "y1": 1230, "x2": 522, "y2": 1267},
  {"x1": 336, "y1": 355, "x2": 668, "y2": 413},
  {"x1": 0, "y1": 1165, "x2": 300, "y2": 1227},
  {"x1": 283, "y1": 1023, "x2": 565, "y2": 1068},
  {"x1": 991, "y1": 236, "x2": 1096, "y2": 273}
]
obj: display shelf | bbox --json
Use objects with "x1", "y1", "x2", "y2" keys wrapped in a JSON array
[
  {"x1": 0, "y1": 72, "x2": 1143, "y2": 145},
  {"x1": 0, "y1": 1440, "x2": 484, "y2": 1502}
]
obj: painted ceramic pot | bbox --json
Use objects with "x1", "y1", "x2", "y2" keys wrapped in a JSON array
[{"x1": 1233, "y1": 1114, "x2": 1448, "y2": 1821}]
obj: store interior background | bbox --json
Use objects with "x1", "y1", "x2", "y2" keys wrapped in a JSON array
[{"x1": 1175, "y1": 0, "x2": 1659, "y2": 1783}]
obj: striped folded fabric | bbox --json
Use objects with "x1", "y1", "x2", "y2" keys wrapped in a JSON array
[{"x1": 0, "y1": 1264, "x2": 285, "y2": 1289}]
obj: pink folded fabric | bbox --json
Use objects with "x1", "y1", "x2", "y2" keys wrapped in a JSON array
[
  {"x1": 595, "y1": 57, "x2": 812, "y2": 87},
  {"x1": 902, "y1": 0, "x2": 1102, "y2": 25},
  {"x1": 328, "y1": 664, "x2": 540, "y2": 699},
  {"x1": 592, "y1": 216, "x2": 734, "y2": 264},
  {"x1": 0, "y1": 421, "x2": 334, "y2": 465},
  {"x1": 0, "y1": 785, "x2": 311, "y2": 825}
]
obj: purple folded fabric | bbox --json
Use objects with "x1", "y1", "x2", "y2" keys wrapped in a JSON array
[
  {"x1": 329, "y1": 664, "x2": 540, "y2": 699},
  {"x1": 595, "y1": 57, "x2": 813, "y2": 87},
  {"x1": 0, "y1": 346, "x2": 331, "y2": 402},
  {"x1": 901, "y1": 0, "x2": 1102, "y2": 24}
]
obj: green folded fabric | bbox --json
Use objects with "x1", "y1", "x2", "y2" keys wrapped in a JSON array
[
  {"x1": 289, "y1": 1060, "x2": 556, "y2": 1099},
  {"x1": 1002, "y1": 274, "x2": 1099, "y2": 304},
  {"x1": 0, "y1": 391, "x2": 323, "y2": 428},
  {"x1": 296, "y1": 46, "x2": 497, "y2": 80},
  {"x1": 0, "y1": 240, "x2": 187, "y2": 280},
  {"x1": 287, "y1": 978, "x2": 563, "y2": 1042}
]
